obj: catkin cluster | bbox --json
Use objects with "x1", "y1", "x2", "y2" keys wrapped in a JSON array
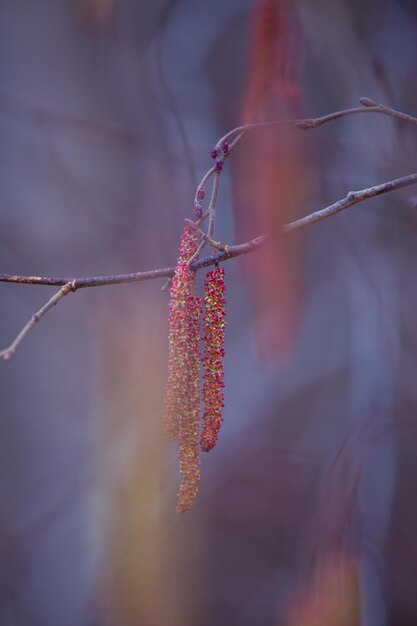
[{"x1": 164, "y1": 225, "x2": 226, "y2": 513}]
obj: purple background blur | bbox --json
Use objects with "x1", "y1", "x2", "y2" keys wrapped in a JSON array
[{"x1": 1, "y1": 1, "x2": 417, "y2": 625}]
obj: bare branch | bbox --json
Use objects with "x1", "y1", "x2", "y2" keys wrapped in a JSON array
[
  {"x1": 207, "y1": 171, "x2": 221, "y2": 246},
  {"x1": 0, "y1": 282, "x2": 75, "y2": 360},
  {"x1": 184, "y1": 219, "x2": 225, "y2": 251},
  {"x1": 2, "y1": 97, "x2": 417, "y2": 360},
  {"x1": 1, "y1": 170, "x2": 416, "y2": 292},
  {"x1": 216, "y1": 98, "x2": 417, "y2": 146},
  {"x1": 1, "y1": 171, "x2": 416, "y2": 361},
  {"x1": 282, "y1": 171, "x2": 417, "y2": 234}
]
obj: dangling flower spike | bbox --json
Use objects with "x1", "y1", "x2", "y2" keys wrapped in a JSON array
[
  {"x1": 164, "y1": 119, "x2": 230, "y2": 511},
  {"x1": 201, "y1": 266, "x2": 226, "y2": 452},
  {"x1": 164, "y1": 224, "x2": 199, "y2": 441},
  {"x1": 163, "y1": 223, "x2": 202, "y2": 512},
  {"x1": 176, "y1": 290, "x2": 201, "y2": 512}
]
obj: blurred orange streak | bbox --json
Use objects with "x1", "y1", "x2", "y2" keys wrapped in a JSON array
[
  {"x1": 94, "y1": 293, "x2": 201, "y2": 626},
  {"x1": 284, "y1": 551, "x2": 361, "y2": 626}
]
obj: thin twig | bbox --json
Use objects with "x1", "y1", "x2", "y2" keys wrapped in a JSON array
[
  {"x1": 207, "y1": 171, "x2": 221, "y2": 243},
  {"x1": 193, "y1": 165, "x2": 216, "y2": 213},
  {"x1": 0, "y1": 282, "x2": 75, "y2": 360},
  {"x1": 1, "y1": 171, "x2": 416, "y2": 292},
  {"x1": 216, "y1": 98, "x2": 417, "y2": 147},
  {"x1": 282, "y1": 171, "x2": 417, "y2": 233},
  {"x1": 2, "y1": 97, "x2": 417, "y2": 360},
  {"x1": 1, "y1": 170, "x2": 416, "y2": 360},
  {"x1": 184, "y1": 219, "x2": 225, "y2": 251},
  {"x1": 193, "y1": 132, "x2": 243, "y2": 223},
  {"x1": 187, "y1": 239, "x2": 208, "y2": 266}
]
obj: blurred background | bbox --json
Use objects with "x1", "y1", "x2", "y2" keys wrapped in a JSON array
[{"x1": 1, "y1": 0, "x2": 417, "y2": 624}]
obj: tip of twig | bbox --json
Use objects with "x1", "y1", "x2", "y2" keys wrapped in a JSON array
[{"x1": 359, "y1": 97, "x2": 377, "y2": 108}]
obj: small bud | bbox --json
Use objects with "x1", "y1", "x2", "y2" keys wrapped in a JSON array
[
  {"x1": 193, "y1": 202, "x2": 202, "y2": 219},
  {"x1": 221, "y1": 141, "x2": 229, "y2": 155},
  {"x1": 210, "y1": 148, "x2": 219, "y2": 160},
  {"x1": 215, "y1": 161, "x2": 223, "y2": 172},
  {"x1": 197, "y1": 188, "x2": 205, "y2": 201},
  {"x1": 359, "y1": 97, "x2": 377, "y2": 107}
]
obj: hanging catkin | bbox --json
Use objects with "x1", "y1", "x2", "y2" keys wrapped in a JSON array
[
  {"x1": 163, "y1": 223, "x2": 202, "y2": 512},
  {"x1": 201, "y1": 266, "x2": 226, "y2": 452}
]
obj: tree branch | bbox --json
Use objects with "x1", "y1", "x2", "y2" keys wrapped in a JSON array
[
  {"x1": 282, "y1": 171, "x2": 417, "y2": 233},
  {"x1": 216, "y1": 97, "x2": 417, "y2": 146},
  {"x1": 2, "y1": 98, "x2": 417, "y2": 360},
  {"x1": 1, "y1": 170, "x2": 416, "y2": 292},
  {"x1": 0, "y1": 282, "x2": 75, "y2": 360}
]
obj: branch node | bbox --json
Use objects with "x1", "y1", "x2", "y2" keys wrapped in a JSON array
[{"x1": 295, "y1": 119, "x2": 315, "y2": 130}]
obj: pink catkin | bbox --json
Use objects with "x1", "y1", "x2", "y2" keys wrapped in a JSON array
[
  {"x1": 176, "y1": 291, "x2": 201, "y2": 513},
  {"x1": 201, "y1": 266, "x2": 226, "y2": 452},
  {"x1": 164, "y1": 224, "x2": 198, "y2": 440},
  {"x1": 163, "y1": 224, "x2": 202, "y2": 513}
]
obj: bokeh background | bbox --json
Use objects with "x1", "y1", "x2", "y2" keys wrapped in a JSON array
[{"x1": 1, "y1": 1, "x2": 417, "y2": 624}]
